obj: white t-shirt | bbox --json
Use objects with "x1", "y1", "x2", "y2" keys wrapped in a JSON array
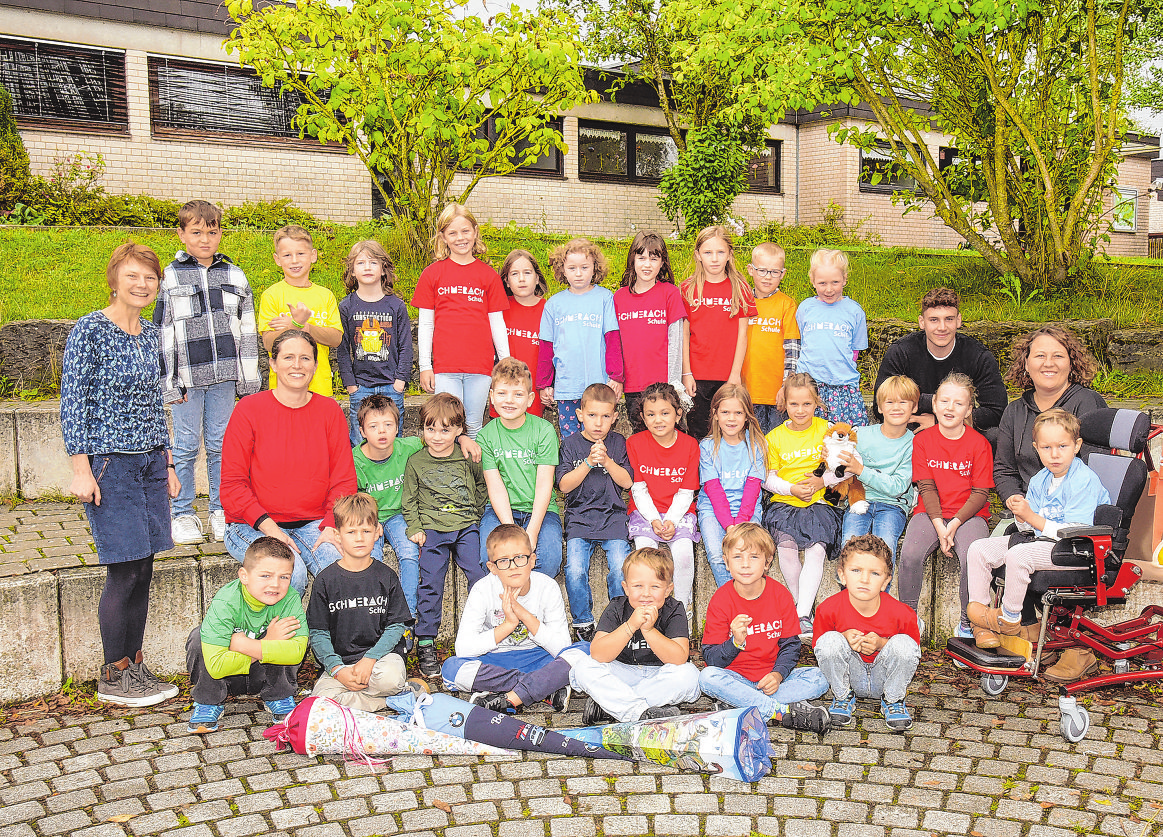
[{"x1": 454, "y1": 572, "x2": 571, "y2": 658}]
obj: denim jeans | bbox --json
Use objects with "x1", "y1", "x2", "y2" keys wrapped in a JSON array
[
  {"x1": 479, "y1": 506, "x2": 564, "y2": 578},
  {"x1": 697, "y1": 665, "x2": 829, "y2": 718},
  {"x1": 697, "y1": 498, "x2": 762, "y2": 589},
  {"x1": 171, "y1": 380, "x2": 235, "y2": 516},
  {"x1": 564, "y1": 537, "x2": 630, "y2": 625},
  {"x1": 434, "y1": 372, "x2": 491, "y2": 439},
  {"x1": 840, "y1": 501, "x2": 908, "y2": 565},
  {"x1": 347, "y1": 384, "x2": 405, "y2": 447},
  {"x1": 224, "y1": 518, "x2": 342, "y2": 597},
  {"x1": 754, "y1": 404, "x2": 788, "y2": 436},
  {"x1": 813, "y1": 630, "x2": 921, "y2": 704},
  {"x1": 371, "y1": 512, "x2": 420, "y2": 617}
]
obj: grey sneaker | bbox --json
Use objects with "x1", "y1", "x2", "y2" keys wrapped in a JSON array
[
  {"x1": 131, "y1": 651, "x2": 178, "y2": 700},
  {"x1": 209, "y1": 510, "x2": 226, "y2": 542},
  {"x1": 97, "y1": 658, "x2": 166, "y2": 708},
  {"x1": 171, "y1": 515, "x2": 204, "y2": 545}
]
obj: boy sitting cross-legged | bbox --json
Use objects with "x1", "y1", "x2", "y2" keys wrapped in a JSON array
[
  {"x1": 569, "y1": 547, "x2": 702, "y2": 724},
  {"x1": 441, "y1": 524, "x2": 574, "y2": 713},
  {"x1": 306, "y1": 493, "x2": 413, "y2": 711},
  {"x1": 812, "y1": 534, "x2": 921, "y2": 731},
  {"x1": 186, "y1": 537, "x2": 307, "y2": 733},
  {"x1": 698, "y1": 523, "x2": 831, "y2": 733},
  {"x1": 556, "y1": 382, "x2": 634, "y2": 641}
]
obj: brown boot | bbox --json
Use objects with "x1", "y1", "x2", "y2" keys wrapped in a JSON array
[
  {"x1": 966, "y1": 603, "x2": 1023, "y2": 635},
  {"x1": 972, "y1": 624, "x2": 1001, "y2": 649},
  {"x1": 1043, "y1": 648, "x2": 1099, "y2": 683}
]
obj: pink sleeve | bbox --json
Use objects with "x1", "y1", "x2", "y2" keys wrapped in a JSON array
[
  {"x1": 536, "y1": 339, "x2": 555, "y2": 389},
  {"x1": 703, "y1": 479, "x2": 734, "y2": 529},
  {"x1": 736, "y1": 476, "x2": 763, "y2": 525},
  {"x1": 852, "y1": 350, "x2": 859, "y2": 364},
  {"x1": 604, "y1": 331, "x2": 624, "y2": 382}
]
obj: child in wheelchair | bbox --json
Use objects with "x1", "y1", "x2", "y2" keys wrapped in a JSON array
[{"x1": 964, "y1": 409, "x2": 1109, "y2": 662}]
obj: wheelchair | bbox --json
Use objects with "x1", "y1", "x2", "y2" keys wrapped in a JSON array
[{"x1": 945, "y1": 408, "x2": 1163, "y2": 742}]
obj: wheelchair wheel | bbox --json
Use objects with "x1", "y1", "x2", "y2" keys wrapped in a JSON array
[
  {"x1": 980, "y1": 672, "x2": 1008, "y2": 696},
  {"x1": 1058, "y1": 696, "x2": 1090, "y2": 743}
]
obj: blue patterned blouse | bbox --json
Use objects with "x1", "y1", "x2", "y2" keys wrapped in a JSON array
[{"x1": 60, "y1": 312, "x2": 170, "y2": 456}]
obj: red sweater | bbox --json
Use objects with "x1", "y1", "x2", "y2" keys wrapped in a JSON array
[{"x1": 221, "y1": 391, "x2": 356, "y2": 531}]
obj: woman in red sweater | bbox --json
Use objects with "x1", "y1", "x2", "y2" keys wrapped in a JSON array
[{"x1": 221, "y1": 330, "x2": 357, "y2": 595}]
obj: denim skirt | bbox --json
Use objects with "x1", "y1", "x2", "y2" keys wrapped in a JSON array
[{"x1": 84, "y1": 448, "x2": 173, "y2": 564}]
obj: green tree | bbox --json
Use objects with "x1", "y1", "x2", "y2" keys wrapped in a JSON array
[
  {"x1": 658, "y1": 124, "x2": 754, "y2": 233},
  {"x1": 0, "y1": 82, "x2": 31, "y2": 211},
  {"x1": 225, "y1": 0, "x2": 594, "y2": 254},
  {"x1": 672, "y1": 0, "x2": 1152, "y2": 290}
]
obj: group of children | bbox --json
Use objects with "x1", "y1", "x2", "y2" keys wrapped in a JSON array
[{"x1": 157, "y1": 196, "x2": 1108, "y2": 736}]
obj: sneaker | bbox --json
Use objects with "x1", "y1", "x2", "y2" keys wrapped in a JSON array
[
  {"x1": 798, "y1": 616, "x2": 814, "y2": 639},
  {"x1": 187, "y1": 702, "x2": 225, "y2": 734},
  {"x1": 130, "y1": 651, "x2": 178, "y2": 700},
  {"x1": 582, "y1": 697, "x2": 614, "y2": 726},
  {"x1": 710, "y1": 699, "x2": 730, "y2": 712},
  {"x1": 171, "y1": 514, "x2": 204, "y2": 545},
  {"x1": 265, "y1": 696, "x2": 297, "y2": 722},
  {"x1": 574, "y1": 623, "x2": 596, "y2": 643},
  {"x1": 545, "y1": 685, "x2": 572, "y2": 712},
  {"x1": 97, "y1": 658, "x2": 166, "y2": 708},
  {"x1": 209, "y1": 510, "x2": 226, "y2": 542},
  {"x1": 641, "y1": 704, "x2": 681, "y2": 720},
  {"x1": 828, "y1": 692, "x2": 857, "y2": 727},
  {"x1": 417, "y1": 642, "x2": 441, "y2": 679},
  {"x1": 402, "y1": 628, "x2": 415, "y2": 655},
  {"x1": 470, "y1": 691, "x2": 514, "y2": 713},
  {"x1": 881, "y1": 698, "x2": 912, "y2": 731},
  {"x1": 780, "y1": 701, "x2": 831, "y2": 734}
]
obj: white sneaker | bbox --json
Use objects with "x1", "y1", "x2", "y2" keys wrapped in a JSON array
[
  {"x1": 209, "y1": 510, "x2": 226, "y2": 542},
  {"x1": 171, "y1": 515, "x2": 204, "y2": 545}
]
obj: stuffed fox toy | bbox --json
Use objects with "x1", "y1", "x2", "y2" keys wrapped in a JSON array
[{"x1": 812, "y1": 422, "x2": 869, "y2": 514}]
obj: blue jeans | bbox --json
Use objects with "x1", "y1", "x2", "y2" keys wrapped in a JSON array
[
  {"x1": 754, "y1": 404, "x2": 788, "y2": 436},
  {"x1": 225, "y1": 518, "x2": 342, "y2": 597},
  {"x1": 479, "y1": 506, "x2": 564, "y2": 578},
  {"x1": 171, "y1": 381, "x2": 235, "y2": 516},
  {"x1": 434, "y1": 372, "x2": 491, "y2": 439},
  {"x1": 371, "y1": 513, "x2": 420, "y2": 617},
  {"x1": 840, "y1": 501, "x2": 908, "y2": 566},
  {"x1": 564, "y1": 537, "x2": 630, "y2": 625},
  {"x1": 697, "y1": 499, "x2": 763, "y2": 589},
  {"x1": 347, "y1": 384, "x2": 405, "y2": 447},
  {"x1": 814, "y1": 631, "x2": 920, "y2": 704},
  {"x1": 697, "y1": 666, "x2": 829, "y2": 719}
]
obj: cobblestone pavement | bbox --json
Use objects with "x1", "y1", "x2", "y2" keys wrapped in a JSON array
[{"x1": 1, "y1": 676, "x2": 1160, "y2": 837}]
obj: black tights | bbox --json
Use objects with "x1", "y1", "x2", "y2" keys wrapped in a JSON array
[{"x1": 99, "y1": 556, "x2": 154, "y2": 665}]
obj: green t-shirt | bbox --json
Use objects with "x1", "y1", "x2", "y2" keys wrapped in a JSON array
[
  {"x1": 199, "y1": 579, "x2": 308, "y2": 679},
  {"x1": 478, "y1": 414, "x2": 559, "y2": 514},
  {"x1": 355, "y1": 437, "x2": 423, "y2": 520}
]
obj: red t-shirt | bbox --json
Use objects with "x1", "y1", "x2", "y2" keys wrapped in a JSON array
[
  {"x1": 489, "y1": 297, "x2": 545, "y2": 418},
  {"x1": 684, "y1": 278, "x2": 757, "y2": 381},
  {"x1": 812, "y1": 591, "x2": 920, "y2": 663},
  {"x1": 627, "y1": 430, "x2": 700, "y2": 516},
  {"x1": 704, "y1": 578, "x2": 799, "y2": 681},
  {"x1": 613, "y1": 283, "x2": 687, "y2": 393},
  {"x1": 911, "y1": 425, "x2": 994, "y2": 518},
  {"x1": 410, "y1": 258, "x2": 508, "y2": 376}
]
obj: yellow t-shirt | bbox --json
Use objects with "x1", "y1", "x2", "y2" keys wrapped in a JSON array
[
  {"x1": 765, "y1": 417, "x2": 830, "y2": 508},
  {"x1": 743, "y1": 291, "x2": 799, "y2": 405},
  {"x1": 258, "y1": 280, "x2": 341, "y2": 396}
]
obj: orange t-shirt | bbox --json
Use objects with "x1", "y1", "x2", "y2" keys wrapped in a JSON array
[{"x1": 743, "y1": 291, "x2": 799, "y2": 405}]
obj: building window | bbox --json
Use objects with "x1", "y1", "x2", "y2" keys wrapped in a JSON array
[
  {"x1": 478, "y1": 117, "x2": 563, "y2": 176},
  {"x1": 578, "y1": 121, "x2": 678, "y2": 182},
  {"x1": 148, "y1": 56, "x2": 310, "y2": 140},
  {"x1": 745, "y1": 141, "x2": 782, "y2": 193},
  {"x1": 859, "y1": 142, "x2": 916, "y2": 193},
  {"x1": 1112, "y1": 187, "x2": 1137, "y2": 232},
  {"x1": 0, "y1": 37, "x2": 127, "y2": 129}
]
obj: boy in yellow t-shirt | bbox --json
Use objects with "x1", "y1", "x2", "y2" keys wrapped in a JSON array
[
  {"x1": 742, "y1": 242, "x2": 800, "y2": 434},
  {"x1": 258, "y1": 225, "x2": 342, "y2": 395}
]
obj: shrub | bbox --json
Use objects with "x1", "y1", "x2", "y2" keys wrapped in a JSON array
[
  {"x1": 24, "y1": 152, "x2": 108, "y2": 225},
  {"x1": 658, "y1": 125, "x2": 752, "y2": 236},
  {"x1": 223, "y1": 199, "x2": 322, "y2": 230},
  {"x1": 744, "y1": 202, "x2": 881, "y2": 249},
  {"x1": 0, "y1": 83, "x2": 32, "y2": 211}
]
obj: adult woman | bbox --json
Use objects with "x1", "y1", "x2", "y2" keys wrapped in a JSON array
[
  {"x1": 221, "y1": 330, "x2": 356, "y2": 595},
  {"x1": 994, "y1": 325, "x2": 1107, "y2": 503},
  {"x1": 62, "y1": 242, "x2": 181, "y2": 707}
]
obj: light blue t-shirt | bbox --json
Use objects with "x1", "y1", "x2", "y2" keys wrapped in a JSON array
[
  {"x1": 1026, "y1": 457, "x2": 1110, "y2": 535},
  {"x1": 795, "y1": 296, "x2": 868, "y2": 386},
  {"x1": 697, "y1": 433, "x2": 766, "y2": 515},
  {"x1": 540, "y1": 286, "x2": 618, "y2": 400},
  {"x1": 853, "y1": 424, "x2": 914, "y2": 512}
]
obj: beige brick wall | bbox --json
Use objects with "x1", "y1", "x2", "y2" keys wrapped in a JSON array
[{"x1": 1151, "y1": 196, "x2": 1163, "y2": 236}]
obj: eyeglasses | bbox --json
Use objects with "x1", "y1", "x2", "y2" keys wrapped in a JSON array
[
  {"x1": 492, "y1": 553, "x2": 532, "y2": 569},
  {"x1": 750, "y1": 267, "x2": 786, "y2": 278}
]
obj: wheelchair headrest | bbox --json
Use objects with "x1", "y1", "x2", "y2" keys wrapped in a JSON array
[
  {"x1": 1080, "y1": 408, "x2": 1150, "y2": 454},
  {"x1": 1084, "y1": 453, "x2": 1148, "y2": 523}
]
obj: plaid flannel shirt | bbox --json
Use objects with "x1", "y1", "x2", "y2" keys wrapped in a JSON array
[{"x1": 153, "y1": 251, "x2": 262, "y2": 403}]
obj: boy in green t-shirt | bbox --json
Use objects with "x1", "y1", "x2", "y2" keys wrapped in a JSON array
[
  {"x1": 185, "y1": 537, "x2": 308, "y2": 733},
  {"x1": 477, "y1": 358, "x2": 562, "y2": 578}
]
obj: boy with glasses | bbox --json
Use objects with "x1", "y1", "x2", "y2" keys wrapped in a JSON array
[{"x1": 742, "y1": 242, "x2": 800, "y2": 433}]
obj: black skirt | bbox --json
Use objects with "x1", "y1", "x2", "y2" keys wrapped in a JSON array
[{"x1": 763, "y1": 501, "x2": 843, "y2": 554}]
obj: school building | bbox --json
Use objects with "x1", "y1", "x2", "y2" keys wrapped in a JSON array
[{"x1": 2, "y1": 0, "x2": 1159, "y2": 255}]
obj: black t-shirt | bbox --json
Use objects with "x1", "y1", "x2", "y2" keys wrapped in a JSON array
[
  {"x1": 595, "y1": 595, "x2": 688, "y2": 667},
  {"x1": 556, "y1": 431, "x2": 631, "y2": 541},
  {"x1": 305, "y1": 560, "x2": 414, "y2": 664}
]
